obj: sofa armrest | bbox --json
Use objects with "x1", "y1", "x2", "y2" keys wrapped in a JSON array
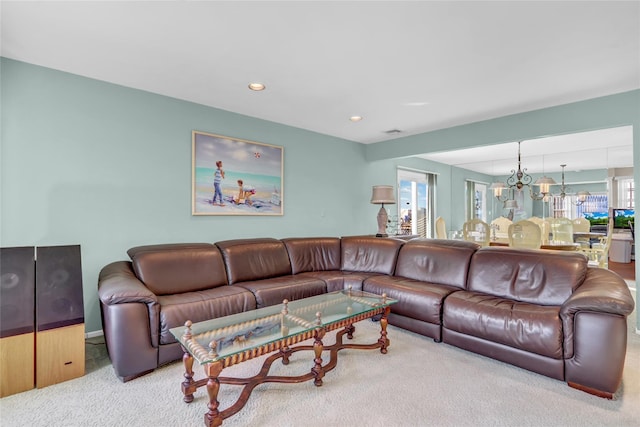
[
  {"x1": 561, "y1": 267, "x2": 634, "y2": 318},
  {"x1": 98, "y1": 261, "x2": 160, "y2": 381},
  {"x1": 560, "y1": 267, "x2": 634, "y2": 361},
  {"x1": 560, "y1": 267, "x2": 634, "y2": 396},
  {"x1": 98, "y1": 261, "x2": 158, "y2": 305}
]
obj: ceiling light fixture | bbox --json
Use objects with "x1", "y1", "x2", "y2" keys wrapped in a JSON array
[
  {"x1": 490, "y1": 141, "x2": 556, "y2": 203},
  {"x1": 248, "y1": 82, "x2": 266, "y2": 91},
  {"x1": 349, "y1": 116, "x2": 363, "y2": 122},
  {"x1": 554, "y1": 164, "x2": 591, "y2": 205}
]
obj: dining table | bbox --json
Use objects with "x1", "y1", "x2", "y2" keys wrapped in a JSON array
[
  {"x1": 573, "y1": 231, "x2": 606, "y2": 248},
  {"x1": 489, "y1": 239, "x2": 580, "y2": 251},
  {"x1": 573, "y1": 231, "x2": 606, "y2": 240}
]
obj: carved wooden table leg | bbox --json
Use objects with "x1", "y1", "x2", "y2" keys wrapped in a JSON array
[
  {"x1": 203, "y1": 361, "x2": 224, "y2": 427},
  {"x1": 280, "y1": 301, "x2": 291, "y2": 365},
  {"x1": 378, "y1": 306, "x2": 391, "y2": 354},
  {"x1": 280, "y1": 345, "x2": 292, "y2": 365},
  {"x1": 182, "y1": 348, "x2": 196, "y2": 403},
  {"x1": 311, "y1": 328, "x2": 325, "y2": 387},
  {"x1": 345, "y1": 323, "x2": 355, "y2": 340}
]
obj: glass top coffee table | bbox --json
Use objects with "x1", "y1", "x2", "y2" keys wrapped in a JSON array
[{"x1": 170, "y1": 288, "x2": 397, "y2": 427}]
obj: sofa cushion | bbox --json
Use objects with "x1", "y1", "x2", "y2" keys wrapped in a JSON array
[
  {"x1": 467, "y1": 247, "x2": 588, "y2": 306},
  {"x1": 394, "y1": 239, "x2": 478, "y2": 288},
  {"x1": 443, "y1": 290, "x2": 563, "y2": 359},
  {"x1": 340, "y1": 236, "x2": 404, "y2": 275},
  {"x1": 157, "y1": 286, "x2": 256, "y2": 345},
  {"x1": 363, "y1": 276, "x2": 461, "y2": 325},
  {"x1": 128, "y1": 243, "x2": 228, "y2": 296},
  {"x1": 282, "y1": 237, "x2": 341, "y2": 274},
  {"x1": 236, "y1": 276, "x2": 327, "y2": 308},
  {"x1": 296, "y1": 270, "x2": 381, "y2": 293},
  {"x1": 216, "y1": 238, "x2": 292, "y2": 285}
]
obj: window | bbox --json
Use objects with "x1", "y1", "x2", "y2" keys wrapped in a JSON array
[
  {"x1": 550, "y1": 193, "x2": 608, "y2": 219},
  {"x1": 617, "y1": 178, "x2": 635, "y2": 209},
  {"x1": 577, "y1": 194, "x2": 609, "y2": 218},
  {"x1": 397, "y1": 168, "x2": 437, "y2": 238}
]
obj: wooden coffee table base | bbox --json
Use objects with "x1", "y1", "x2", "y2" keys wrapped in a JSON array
[{"x1": 180, "y1": 307, "x2": 391, "y2": 427}]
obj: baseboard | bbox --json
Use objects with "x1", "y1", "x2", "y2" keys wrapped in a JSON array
[{"x1": 85, "y1": 330, "x2": 104, "y2": 339}]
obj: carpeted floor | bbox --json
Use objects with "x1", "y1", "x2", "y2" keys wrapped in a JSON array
[{"x1": 1, "y1": 284, "x2": 638, "y2": 427}]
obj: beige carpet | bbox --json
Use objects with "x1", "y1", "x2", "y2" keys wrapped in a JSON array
[{"x1": 1, "y1": 284, "x2": 637, "y2": 427}]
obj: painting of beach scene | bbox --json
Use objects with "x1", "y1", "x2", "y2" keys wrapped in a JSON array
[{"x1": 192, "y1": 131, "x2": 283, "y2": 216}]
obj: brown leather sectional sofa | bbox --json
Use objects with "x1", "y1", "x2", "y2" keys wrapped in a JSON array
[{"x1": 97, "y1": 236, "x2": 635, "y2": 398}]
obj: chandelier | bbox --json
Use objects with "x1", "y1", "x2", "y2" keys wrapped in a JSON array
[
  {"x1": 490, "y1": 141, "x2": 556, "y2": 204},
  {"x1": 553, "y1": 164, "x2": 590, "y2": 205}
]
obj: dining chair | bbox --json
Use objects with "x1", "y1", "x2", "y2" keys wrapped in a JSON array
[
  {"x1": 508, "y1": 220, "x2": 541, "y2": 249},
  {"x1": 528, "y1": 216, "x2": 550, "y2": 244},
  {"x1": 550, "y1": 217, "x2": 574, "y2": 244},
  {"x1": 490, "y1": 216, "x2": 512, "y2": 240},
  {"x1": 581, "y1": 233, "x2": 613, "y2": 268},
  {"x1": 572, "y1": 217, "x2": 591, "y2": 248},
  {"x1": 572, "y1": 217, "x2": 590, "y2": 232},
  {"x1": 528, "y1": 216, "x2": 544, "y2": 226},
  {"x1": 580, "y1": 222, "x2": 614, "y2": 268},
  {"x1": 435, "y1": 216, "x2": 447, "y2": 239},
  {"x1": 462, "y1": 219, "x2": 490, "y2": 247}
]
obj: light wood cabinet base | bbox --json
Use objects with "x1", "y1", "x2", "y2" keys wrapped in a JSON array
[
  {"x1": 36, "y1": 324, "x2": 85, "y2": 388},
  {"x1": 0, "y1": 333, "x2": 35, "y2": 397}
]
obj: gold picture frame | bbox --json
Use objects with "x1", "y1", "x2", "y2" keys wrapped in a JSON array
[{"x1": 192, "y1": 131, "x2": 283, "y2": 216}]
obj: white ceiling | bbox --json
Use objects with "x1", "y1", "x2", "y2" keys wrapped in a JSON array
[{"x1": 1, "y1": 1, "x2": 638, "y2": 171}]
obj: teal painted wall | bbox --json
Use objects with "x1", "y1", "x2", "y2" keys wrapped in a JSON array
[
  {"x1": 360, "y1": 156, "x2": 459, "y2": 236},
  {"x1": 0, "y1": 59, "x2": 387, "y2": 332}
]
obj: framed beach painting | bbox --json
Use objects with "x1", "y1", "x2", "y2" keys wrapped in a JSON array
[{"x1": 192, "y1": 131, "x2": 284, "y2": 216}]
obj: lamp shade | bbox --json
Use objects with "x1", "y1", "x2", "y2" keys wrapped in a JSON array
[
  {"x1": 534, "y1": 176, "x2": 556, "y2": 194},
  {"x1": 503, "y1": 199, "x2": 518, "y2": 209},
  {"x1": 576, "y1": 190, "x2": 591, "y2": 202},
  {"x1": 371, "y1": 185, "x2": 396, "y2": 204},
  {"x1": 490, "y1": 181, "x2": 507, "y2": 197}
]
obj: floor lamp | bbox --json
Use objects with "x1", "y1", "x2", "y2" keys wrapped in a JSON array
[{"x1": 371, "y1": 185, "x2": 396, "y2": 237}]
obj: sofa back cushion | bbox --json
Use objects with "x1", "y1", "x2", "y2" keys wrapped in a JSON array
[
  {"x1": 127, "y1": 243, "x2": 228, "y2": 295},
  {"x1": 340, "y1": 236, "x2": 404, "y2": 275},
  {"x1": 282, "y1": 237, "x2": 341, "y2": 275},
  {"x1": 395, "y1": 239, "x2": 478, "y2": 288},
  {"x1": 216, "y1": 238, "x2": 292, "y2": 285},
  {"x1": 467, "y1": 247, "x2": 588, "y2": 305}
]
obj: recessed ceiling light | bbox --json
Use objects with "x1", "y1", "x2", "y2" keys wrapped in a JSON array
[
  {"x1": 248, "y1": 82, "x2": 266, "y2": 91},
  {"x1": 349, "y1": 116, "x2": 363, "y2": 122}
]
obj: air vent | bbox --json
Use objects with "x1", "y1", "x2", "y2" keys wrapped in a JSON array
[{"x1": 384, "y1": 129, "x2": 402, "y2": 135}]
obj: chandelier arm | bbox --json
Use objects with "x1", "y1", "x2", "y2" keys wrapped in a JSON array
[
  {"x1": 492, "y1": 142, "x2": 590, "y2": 204},
  {"x1": 528, "y1": 185, "x2": 545, "y2": 200},
  {"x1": 505, "y1": 169, "x2": 518, "y2": 187}
]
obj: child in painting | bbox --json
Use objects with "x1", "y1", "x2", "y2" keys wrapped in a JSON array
[
  {"x1": 212, "y1": 160, "x2": 225, "y2": 206},
  {"x1": 234, "y1": 179, "x2": 255, "y2": 206}
]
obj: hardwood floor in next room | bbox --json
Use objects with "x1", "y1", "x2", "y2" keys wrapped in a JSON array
[{"x1": 609, "y1": 260, "x2": 636, "y2": 282}]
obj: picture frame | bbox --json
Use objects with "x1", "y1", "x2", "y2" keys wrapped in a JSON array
[{"x1": 192, "y1": 131, "x2": 284, "y2": 216}]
